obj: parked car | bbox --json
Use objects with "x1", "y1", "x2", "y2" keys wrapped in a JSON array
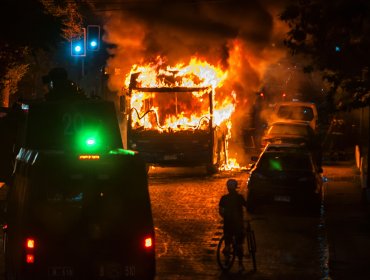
[
  {"x1": 261, "y1": 121, "x2": 315, "y2": 146},
  {"x1": 246, "y1": 146, "x2": 323, "y2": 215},
  {"x1": 273, "y1": 101, "x2": 319, "y2": 131},
  {"x1": 261, "y1": 121, "x2": 322, "y2": 168}
]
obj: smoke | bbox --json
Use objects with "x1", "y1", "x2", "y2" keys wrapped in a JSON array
[
  {"x1": 101, "y1": 0, "x2": 291, "y2": 163},
  {"x1": 103, "y1": 0, "x2": 289, "y2": 86}
]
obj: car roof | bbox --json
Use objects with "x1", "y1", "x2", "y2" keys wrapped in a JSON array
[
  {"x1": 275, "y1": 101, "x2": 317, "y2": 107},
  {"x1": 260, "y1": 149, "x2": 313, "y2": 161},
  {"x1": 269, "y1": 120, "x2": 311, "y2": 127},
  {"x1": 263, "y1": 143, "x2": 310, "y2": 153}
]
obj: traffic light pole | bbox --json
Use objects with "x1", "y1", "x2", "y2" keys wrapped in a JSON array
[
  {"x1": 70, "y1": 25, "x2": 100, "y2": 95},
  {"x1": 81, "y1": 57, "x2": 85, "y2": 77}
]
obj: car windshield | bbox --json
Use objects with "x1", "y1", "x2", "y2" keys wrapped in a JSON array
[
  {"x1": 258, "y1": 153, "x2": 313, "y2": 171},
  {"x1": 277, "y1": 106, "x2": 314, "y2": 121},
  {"x1": 268, "y1": 124, "x2": 309, "y2": 136}
]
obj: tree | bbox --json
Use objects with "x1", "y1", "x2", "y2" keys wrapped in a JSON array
[
  {"x1": 280, "y1": 0, "x2": 370, "y2": 111},
  {"x1": 0, "y1": 0, "x2": 89, "y2": 107}
]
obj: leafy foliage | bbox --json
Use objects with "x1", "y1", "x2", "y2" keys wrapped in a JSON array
[
  {"x1": 40, "y1": 0, "x2": 85, "y2": 41},
  {"x1": 280, "y1": 0, "x2": 370, "y2": 110},
  {"x1": 0, "y1": 0, "x2": 91, "y2": 106}
]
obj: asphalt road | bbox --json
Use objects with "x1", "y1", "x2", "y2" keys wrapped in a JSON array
[
  {"x1": 149, "y1": 166, "x2": 327, "y2": 280},
  {"x1": 0, "y1": 161, "x2": 367, "y2": 280}
]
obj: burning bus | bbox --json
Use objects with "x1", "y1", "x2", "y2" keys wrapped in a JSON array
[{"x1": 120, "y1": 58, "x2": 235, "y2": 173}]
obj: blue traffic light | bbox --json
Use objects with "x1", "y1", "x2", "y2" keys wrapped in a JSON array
[
  {"x1": 74, "y1": 45, "x2": 82, "y2": 53},
  {"x1": 87, "y1": 25, "x2": 100, "y2": 51},
  {"x1": 71, "y1": 28, "x2": 86, "y2": 57}
]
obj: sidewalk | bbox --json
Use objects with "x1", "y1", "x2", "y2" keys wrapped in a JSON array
[{"x1": 324, "y1": 160, "x2": 370, "y2": 280}]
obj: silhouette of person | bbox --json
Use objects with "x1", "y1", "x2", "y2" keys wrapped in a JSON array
[
  {"x1": 42, "y1": 67, "x2": 85, "y2": 101},
  {"x1": 219, "y1": 178, "x2": 248, "y2": 271}
]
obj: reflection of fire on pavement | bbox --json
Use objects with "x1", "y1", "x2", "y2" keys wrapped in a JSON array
[{"x1": 148, "y1": 166, "x2": 207, "y2": 176}]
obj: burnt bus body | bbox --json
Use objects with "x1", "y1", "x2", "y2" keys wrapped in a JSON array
[
  {"x1": 4, "y1": 100, "x2": 156, "y2": 280},
  {"x1": 124, "y1": 73, "x2": 227, "y2": 173}
]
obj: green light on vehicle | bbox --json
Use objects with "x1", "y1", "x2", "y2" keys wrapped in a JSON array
[
  {"x1": 86, "y1": 138, "x2": 96, "y2": 146},
  {"x1": 109, "y1": 148, "x2": 137, "y2": 156},
  {"x1": 269, "y1": 158, "x2": 282, "y2": 171},
  {"x1": 82, "y1": 135, "x2": 99, "y2": 148},
  {"x1": 75, "y1": 128, "x2": 103, "y2": 152}
]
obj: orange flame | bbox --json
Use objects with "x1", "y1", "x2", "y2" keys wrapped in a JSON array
[
  {"x1": 220, "y1": 158, "x2": 240, "y2": 171},
  {"x1": 124, "y1": 56, "x2": 228, "y2": 89},
  {"x1": 124, "y1": 56, "x2": 243, "y2": 171},
  {"x1": 125, "y1": 56, "x2": 234, "y2": 132}
]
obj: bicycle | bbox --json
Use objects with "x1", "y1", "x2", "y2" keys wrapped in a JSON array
[{"x1": 216, "y1": 219, "x2": 257, "y2": 272}]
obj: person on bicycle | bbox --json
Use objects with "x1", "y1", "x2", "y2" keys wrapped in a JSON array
[{"x1": 219, "y1": 178, "x2": 248, "y2": 271}]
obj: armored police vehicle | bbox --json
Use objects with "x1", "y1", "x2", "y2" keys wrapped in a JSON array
[{"x1": 3, "y1": 99, "x2": 156, "y2": 280}]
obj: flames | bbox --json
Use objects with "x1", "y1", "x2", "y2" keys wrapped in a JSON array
[
  {"x1": 123, "y1": 56, "x2": 243, "y2": 170},
  {"x1": 124, "y1": 56, "x2": 228, "y2": 89},
  {"x1": 124, "y1": 56, "x2": 235, "y2": 132}
]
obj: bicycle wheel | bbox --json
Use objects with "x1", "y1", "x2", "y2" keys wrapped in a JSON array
[
  {"x1": 216, "y1": 236, "x2": 236, "y2": 271},
  {"x1": 246, "y1": 229, "x2": 257, "y2": 271}
]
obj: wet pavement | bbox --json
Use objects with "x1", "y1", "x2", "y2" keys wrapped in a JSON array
[
  {"x1": 149, "y1": 161, "x2": 370, "y2": 280},
  {"x1": 150, "y1": 168, "x2": 314, "y2": 279},
  {"x1": 0, "y1": 161, "x2": 368, "y2": 279},
  {"x1": 324, "y1": 160, "x2": 370, "y2": 280}
]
